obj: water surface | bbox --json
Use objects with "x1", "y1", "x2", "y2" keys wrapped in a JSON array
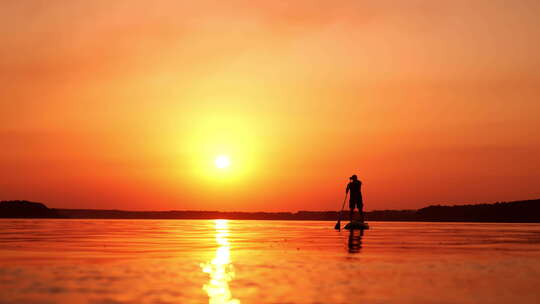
[{"x1": 1, "y1": 220, "x2": 539, "y2": 304}]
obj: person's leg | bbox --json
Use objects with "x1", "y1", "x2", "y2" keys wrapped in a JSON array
[
  {"x1": 359, "y1": 203, "x2": 364, "y2": 223},
  {"x1": 349, "y1": 199, "x2": 355, "y2": 222},
  {"x1": 359, "y1": 194, "x2": 364, "y2": 222}
]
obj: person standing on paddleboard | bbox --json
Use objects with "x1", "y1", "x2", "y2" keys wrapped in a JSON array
[{"x1": 346, "y1": 175, "x2": 364, "y2": 223}]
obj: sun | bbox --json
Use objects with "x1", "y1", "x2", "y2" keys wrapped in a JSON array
[{"x1": 215, "y1": 155, "x2": 231, "y2": 169}]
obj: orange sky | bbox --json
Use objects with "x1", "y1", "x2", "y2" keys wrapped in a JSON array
[{"x1": 1, "y1": 0, "x2": 539, "y2": 211}]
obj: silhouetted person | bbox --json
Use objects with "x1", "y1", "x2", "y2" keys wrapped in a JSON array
[
  {"x1": 346, "y1": 174, "x2": 363, "y2": 223},
  {"x1": 348, "y1": 228, "x2": 364, "y2": 253}
]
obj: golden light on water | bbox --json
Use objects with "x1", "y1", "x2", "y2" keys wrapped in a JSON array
[{"x1": 201, "y1": 220, "x2": 240, "y2": 304}]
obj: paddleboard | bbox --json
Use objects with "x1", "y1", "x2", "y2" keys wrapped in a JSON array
[{"x1": 344, "y1": 221, "x2": 369, "y2": 230}]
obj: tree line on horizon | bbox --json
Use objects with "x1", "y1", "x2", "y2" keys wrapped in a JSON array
[{"x1": 1, "y1": 199, "x2": 540, "y2": 222}]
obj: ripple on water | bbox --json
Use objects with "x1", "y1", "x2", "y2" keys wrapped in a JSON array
[{"x1": 0, "y1": 220, "x2": 540, "y2": 304}]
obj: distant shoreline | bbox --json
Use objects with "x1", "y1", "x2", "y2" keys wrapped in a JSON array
[{"x1": 1, "y1": 199, "x2": 540, "y2": 222}]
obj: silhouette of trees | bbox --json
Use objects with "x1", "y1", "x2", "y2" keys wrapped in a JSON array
[{"x1": 2, "y1": 199, "x2": 539, "y2": 222}]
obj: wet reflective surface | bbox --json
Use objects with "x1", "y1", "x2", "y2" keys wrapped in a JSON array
[
  {"x1": 201, "y1": 220, "x2": 240, "y2": 304},
  {"x1": 1, "y1": 220, "x2": 540, "y2": 303}
]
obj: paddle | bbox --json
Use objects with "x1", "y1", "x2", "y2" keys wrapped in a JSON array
[{"x1": 334, "y1": 192, "x2": 348, "y2": 230}]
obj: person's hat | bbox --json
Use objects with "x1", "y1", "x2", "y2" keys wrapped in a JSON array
[{"x1": 349, "y1": 174, "x2": 357, "y2": 180}]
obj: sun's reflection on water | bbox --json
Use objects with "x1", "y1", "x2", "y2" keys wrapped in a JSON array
[{"x1": 201, "y1": 219, "x2": 240, "y2": 304}]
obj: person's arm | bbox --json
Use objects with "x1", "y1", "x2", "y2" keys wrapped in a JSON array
[{"x1": 346, "y1": 183, "x2": 350, "y2": 194}]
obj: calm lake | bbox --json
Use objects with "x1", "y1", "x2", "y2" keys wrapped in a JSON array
[{"x1": 1, "y1": 220, "x2": 539, "y2": 304}]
